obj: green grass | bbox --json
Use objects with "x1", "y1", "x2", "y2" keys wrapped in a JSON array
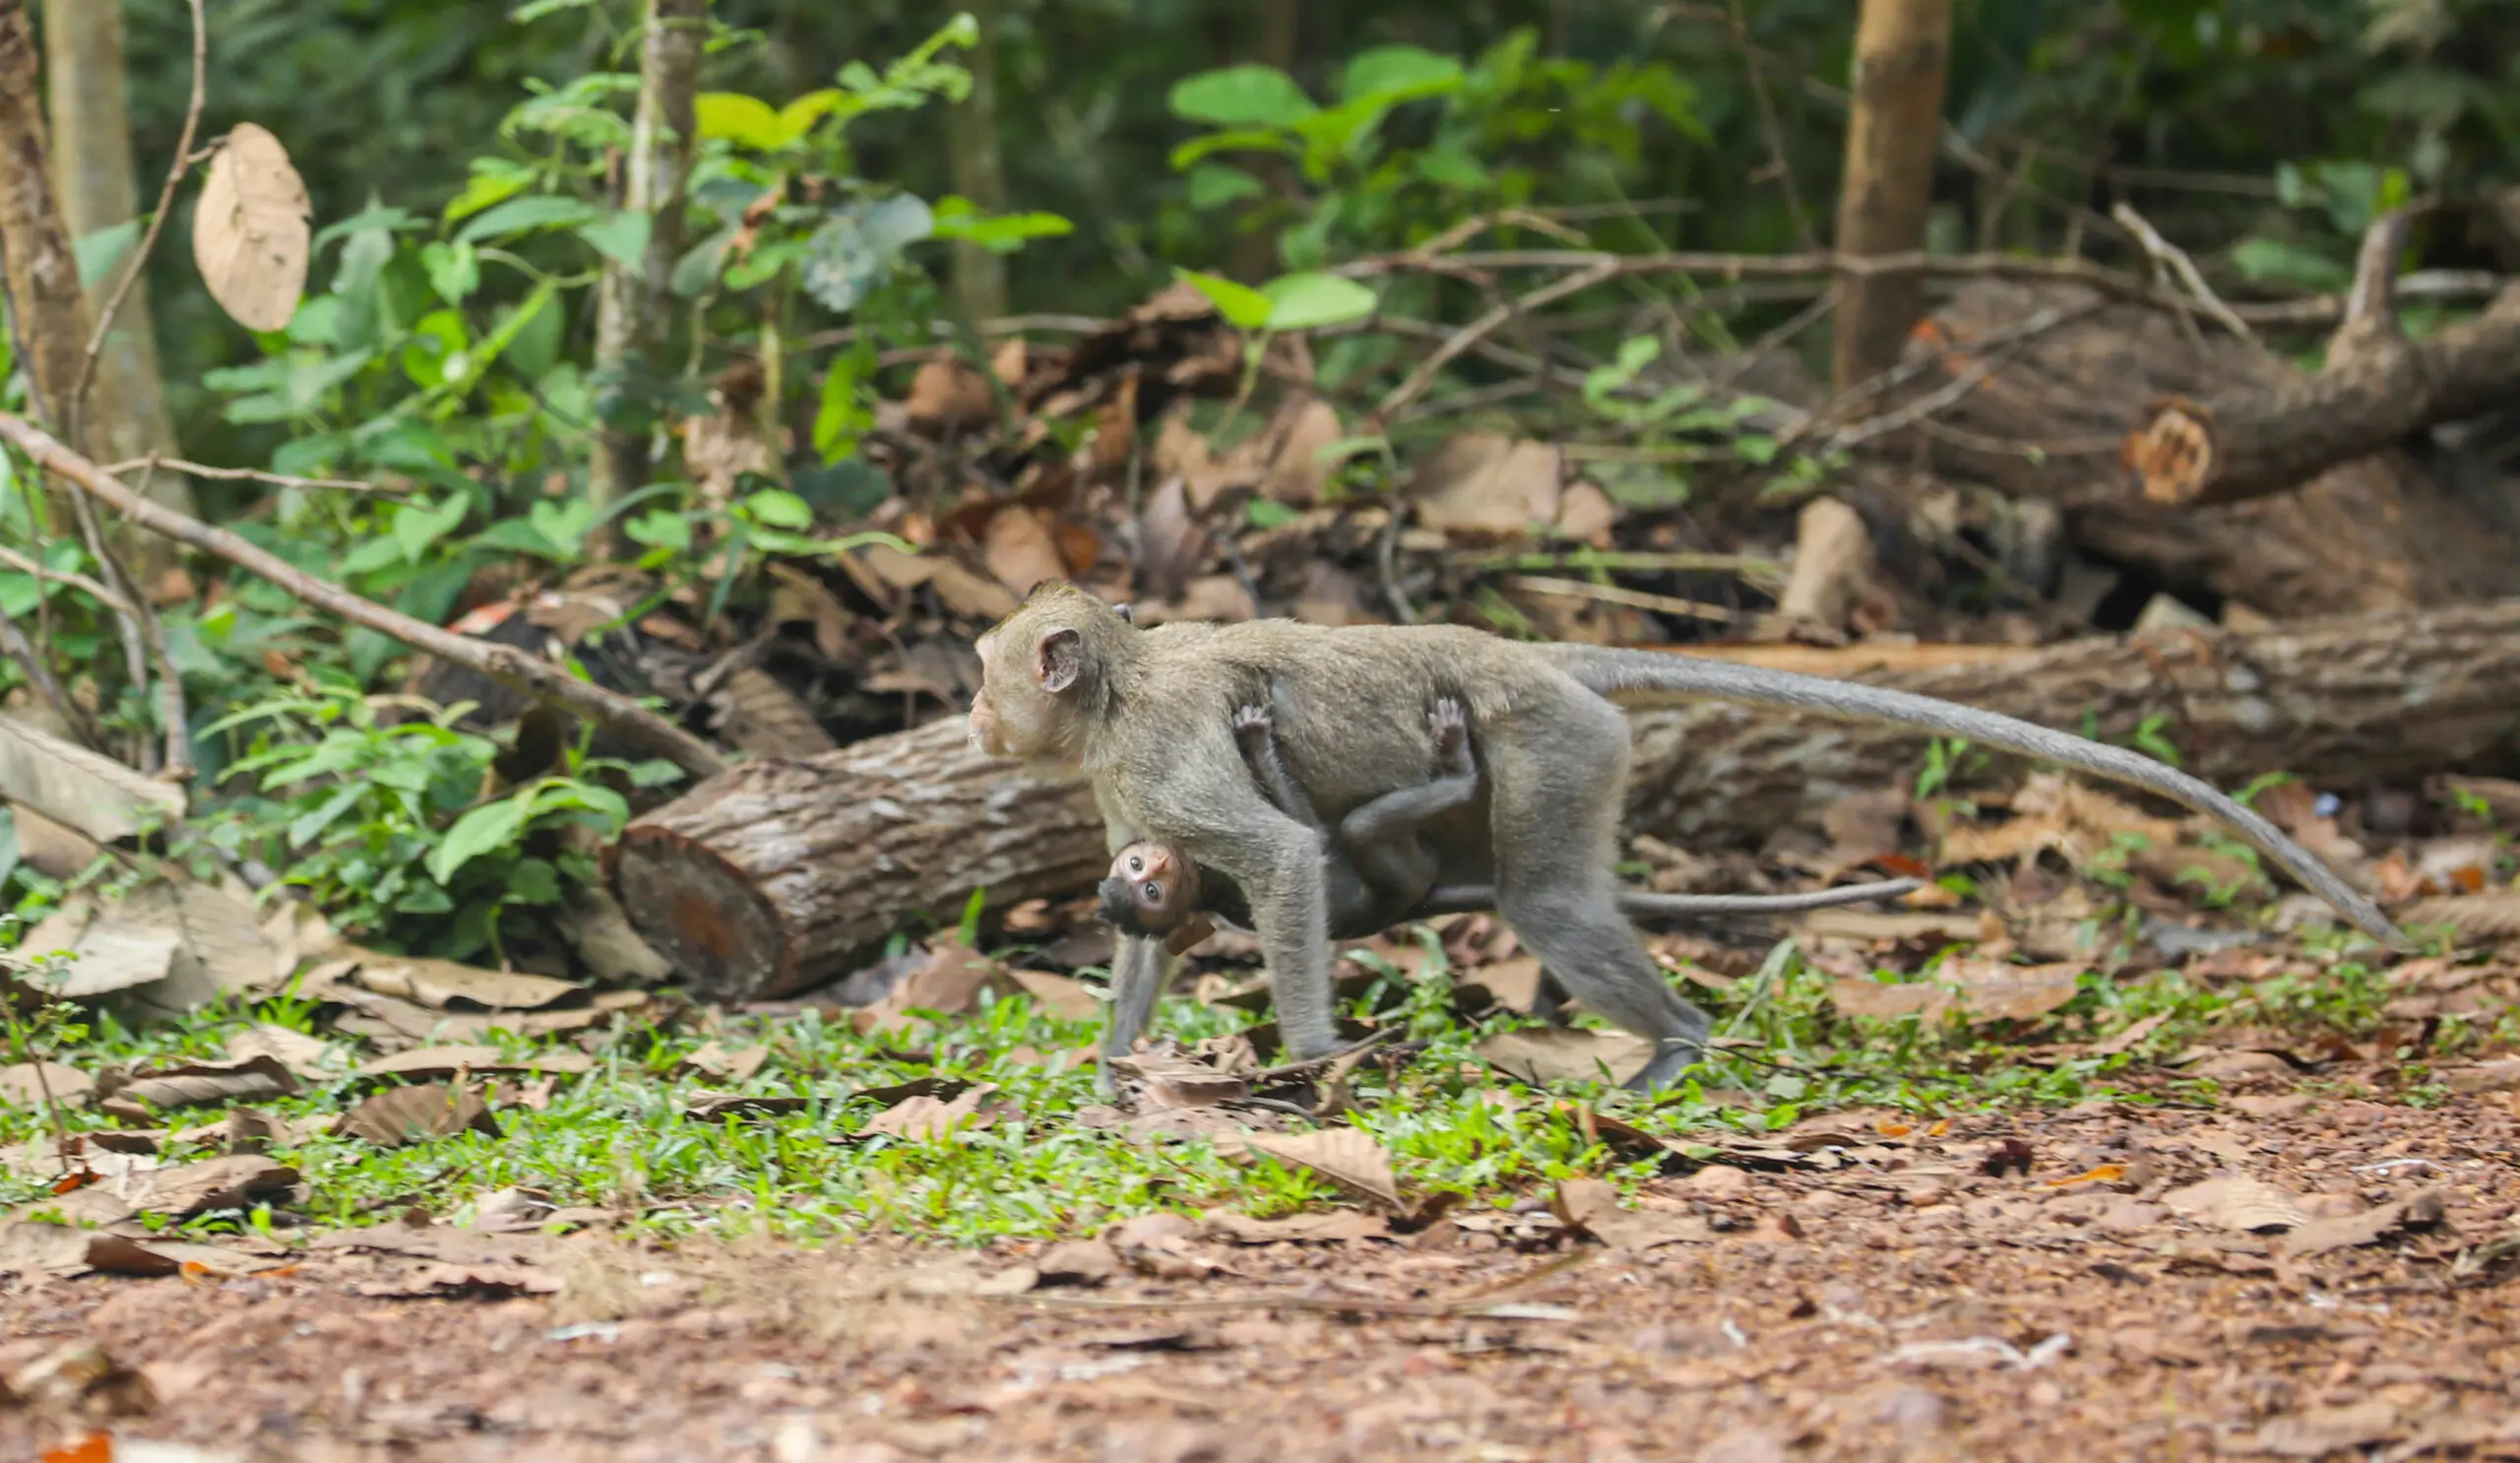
[{"x1": 0, "y1": 925, "x2": 2445, "y2": 1247}]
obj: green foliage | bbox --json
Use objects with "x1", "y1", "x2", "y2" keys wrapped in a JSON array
[{"x1": 187, "y1": 676, "x2": 675, "y2": 961}]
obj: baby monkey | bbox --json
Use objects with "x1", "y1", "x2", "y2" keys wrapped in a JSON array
[{"x1": 1100, "y1": 698, "x2": 1919, "y2": 944}]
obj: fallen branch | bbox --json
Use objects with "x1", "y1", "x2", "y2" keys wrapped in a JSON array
[
  {"x1": 0, "y1": 413, "x2": 730, "y2": 781},
  {"x1": 102, "y1": 454, "x2": 408, "y2": 497},
  {"x1": 2124, "y1": 281, "x2": 2520, "y2": 508}
]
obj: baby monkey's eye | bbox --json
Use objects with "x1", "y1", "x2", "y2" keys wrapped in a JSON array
[
  {"x1": 1125, "y1": 855, "x2": 1145, "y2": 873},
  {"x1": 1141, "y1": 880, "x2": 1164, "y2": 904}
]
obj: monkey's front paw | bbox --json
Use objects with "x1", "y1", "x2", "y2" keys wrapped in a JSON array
[
  {"x1": 1428, "y1": 696, "x2": 1469, "y2": 748},
  {"x1": 1231, "y1": 704, "x2": 1274, "y2": 735}
]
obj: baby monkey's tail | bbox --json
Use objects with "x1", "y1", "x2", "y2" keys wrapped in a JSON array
[{"x1": 1543, "y1": 645, "x2": 2408, "y2": 951}]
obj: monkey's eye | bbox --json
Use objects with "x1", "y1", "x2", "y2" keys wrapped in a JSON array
[
  {"x1": 1141, "y1": 880, "x2": 1165, "y2": 905},
  {"x1": 1125, "y1": 854, "x2": 1145, "y2": 874}
]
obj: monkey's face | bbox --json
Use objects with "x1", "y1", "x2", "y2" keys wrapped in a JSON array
[
  {"x1": 969, "y1": 585, "x2": 1127, "y2": 764},
  {"x1": 1098, "y1": 842, "x2": 1196, "y2": 932}
]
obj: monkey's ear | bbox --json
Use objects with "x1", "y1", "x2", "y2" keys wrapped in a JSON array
[
  {"x1": 1112, "y1": 603, "x2": 1134, "y2": 624},
  {"x1": 1037, "y1": 627, "x2": 1085, "y2": 693}
]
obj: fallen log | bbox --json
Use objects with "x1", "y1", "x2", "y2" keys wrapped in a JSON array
[
  {"x1": 612, "y1": 603, "x2": 2520, "y2": 1000},
  {"x1": 1903, "y1": 280, "x2": 2520, "y2": 619}
]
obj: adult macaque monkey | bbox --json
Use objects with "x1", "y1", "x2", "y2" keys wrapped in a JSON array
[
  {"x1": 968, "y1": 583, "x2": 2404, "y2": 1090},
  {"x1": 1097, "y1": 699, "x2": 1923, "y2": 940}
]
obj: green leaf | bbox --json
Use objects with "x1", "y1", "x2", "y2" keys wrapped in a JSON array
[
  {"x1": 456, "y1": 195, "x2": 600, "y2": 244},
  {"x1": 576, "y1": 210, "x2": 652, "y2": 270},
  {"x1": 442, "y1": 160, "x2": 533, "y2": 224},
  {"x1": 1167, "y1": 129, "x2": 1298, "y2": 171},
  {"x1": 625, "y1": 508, "x2": 692, "y2": 552},
  {"x1": 1185, "y1": 164, "x2": 1266, "y2": 210},
  {"x1": 393, "y1": 495, "x2": 470, "y2": 564},
  {"x1": 528, "y1": 498, "x2": 597, "y2": 557},
  {"x1": 427, "y1": 790, "x2": 535, "y2": 885},
  {"x1": 928, "y1": 197, "x2": 1074, "y2": 253},
  {"x1": 1169, "y1": 66, "x2": 1317, "y2": 128},
  {"x1": 813, "y1": 352, "x2": 873, "y2": 464},
  {"x1": 775, "y1": 89, "x2": 855, "y2": 145},
  {"x1": 1260, "y1": 272, "x2": 1376, "y2": 331},
  {"x1": 314, "y1": 203, "x2": 424, "y2": 251},
  {"x1": 798, "y1": 195, "x2": 934, "y2": 313},
  {"x1": 2229, "y1": 237, "x2": 2352, "y2": 292},
  {"x1": 419, "y1": 240, "x2": 480, "y2": 305},
  {"x1": 743, "y1": 488, "x2": 814, "y2": 530},
  {"x1": 1414, "y1": 148, "x2": 1490, "y2": 190},
  {"x1": 73, "y1": 221, "x2": 140, "y2": 290},
  {"x1": 1173, "y1": 268, "x2": 1274, "y2": 331},
  {"x1": 288, "y1": 784, "x2": 367, "y2": 849},
  {"x1": 695, "y1": 93, "x2": 787, "y2": 151},
  {"x1": 1339, "y1": 45, "x2": 1465, "y2": 104}
]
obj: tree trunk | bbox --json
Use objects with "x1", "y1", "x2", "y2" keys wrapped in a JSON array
[
  {"x1": 40, "y1": 0, "x2": 192, "y2": 519},
  {"x1": 608, "y1": 716, "x2": 1105, "y2": 1002},
  {"x1": 1830, "y1": 0, "x2": 1954, "y2": 391},
  {"x1": 942, "y1": 0, "x2": 1007, "y2": 323},
  {"x1": 0, "y1": 0, "x2": 94, "y2": 443},
  {"x1": 2124, "y1": 283, "x2": 2520, "y2": 508},
  {"x1": 610, "y1": 604, "x2": 2520, "y2": 996},
  {"x1": 585, "y1": 0, "x2": 705, "y2": 557},
  {"x1": 1903, "y1": 280, "x2": 2520, "y2": 620},
  {"x1": 1228, "y1": 2, "x2": 1299, "y2": 286}
]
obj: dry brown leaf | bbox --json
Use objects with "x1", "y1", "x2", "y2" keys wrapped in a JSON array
[
  {"x1": 1553, "y1": 479, "x2": 1619, "y2": 546},
  {"x1": 1243, "y1": 1127, "x2": 1400, "y2": 1207},
  {"x1": 130, "y1": 1154, "x2": 299, "y2": 1218},
  {"x1": 1036, "y1": 1239, "x2": 1123, "y2": 1285},
  {"x1": 0, "y1": 715, "x2": 187, "y2": 843},
  {"x1": 1829, "y1": 979, "x2": 1948, "y2": 1021},
  {"x1": 981, "y1": 506, "x2": 1070, "y2": 598},
  {"x1": 225, "y1": 1022, "x2": 338, "y2": 1080},
  {"x1": 1407, "y1": 431, "x2": 1561, "y2": 537},
  {"x1": 2162, "y1": 1174, "x2": 2307, "y2": 1234},
  {"x1": 926, "y1": 558, "x2": 1023, "y2": 620},
  {"x1": 2397, "y1": 892, "x2": 2520, "y2": 943},
  {"x1": 2091, "y1": 1010, "x2": 2172, "y2": 1057},
  {"x1": 685, "y1": 1092, "x2": 806, "y2": 1121},
  {"x1": 1200, "y1": 1208, "x2": 1391, "y2": 1244},
  {"x1": 1944, "y1": 959, "x2": 2087, "y2": 1022},
  {"x1": 855, "y1": 1083, "x2": 1002, "y2": 1142},
  {"x1": 355, "y1": 1044, "x2": 593, "y2": 1080},
  {"x1": 0, "y1": 1061, "x2": 94, "y2": 1107},
  {"x1": 677, "y1": 1042, "x2": 770, "y2": 1083},
  {"x1": 1135, "y1": 475, "x2": 1213, "y2": 602},
  {"x1": 1796, "y1": 907, "x2": 1994, "y2": 945},
  {"x1": 1001, "y1": 967, "x2": 1101, "y2": 1021},
  {"x1": 192, "y1": 122, "x2": 311, "y2": 333},
  {"x1": 2273, "y1": 1189, "x2": 2445, "y2": 1259},
  {"x1": 904, "y1": 355, "x2": 997, "y2": 435},
  {"x1": 1255, "y1": 396, "x2": 1345, "y2": 505},
  {"x1": 350, "y1": 1261, "x2": 564, "y2": 1299},
  {"x1": 1459, "y1": 956, "x2": 1548, "y2": 1013},
  {"x1": 115, "y1": 1055, "x2": 297, "y2": 1112},
  {"x1": 337, "y1": 1084, "x2": 501, "y2": 1147},
  {"x1": 2240, "y1": 1400, "x2": 2405, "y2": 1458},
  {"x1": 1474, "y1": 1027, "x2": 1657, "y2": 1086},
  {"x1": 1552, "y1": 1178, "x2": 1716, "y2": 1250},
  {"x1": 347, "y1": 953, "x2": 579, "y2": 1011}
]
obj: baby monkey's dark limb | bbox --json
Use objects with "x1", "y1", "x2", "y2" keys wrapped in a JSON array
[{"x1": 1413, "y1": 877, "x2": 1926, "y2": 919}]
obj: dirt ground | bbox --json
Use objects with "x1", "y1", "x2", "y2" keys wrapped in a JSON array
[{"x1": 4, "y1": 1072, "x2": 2517, "y2": 1463}]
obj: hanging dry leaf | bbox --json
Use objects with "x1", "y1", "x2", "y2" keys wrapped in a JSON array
[
  {"x1": 2161, "y1": 1174, "x2": 2307, "y2": 1234},
  {"x1": 114, "y1": 1055, "x2": 297, "y2": 1112},
  {"x1": 1243, "y1": 1127, "x2": 1400, "y2": 1207},
  {"x1": 982, "y1": 506, "x2": 1070, "y2": 598},
  {"x1": 338, "y1": 1084, "x2": 501, "y2": 1148},
  {"x1": 1474, "y1": 1027, "x2": 1658, "y2": 1087},
  {"x1": 192, "y1": 122, "x2": 311, "y2": 333}
]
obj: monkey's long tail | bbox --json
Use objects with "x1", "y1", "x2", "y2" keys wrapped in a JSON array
[{"x1": 1544, "y1": 645, "x2": 2409, "y2": 950}]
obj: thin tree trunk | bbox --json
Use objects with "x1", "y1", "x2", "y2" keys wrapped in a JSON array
[
  {"x1": 942, "y1": 0, "x2": 1007, "y2": 323},
  {"x1": 40, "y1": 0, "x2": 192, "y2": 520},
  {"x1": 1829, "y1": 0, "x2": 1954, "y2": 390},
  {"x1": 0, "y1": 0, "x2": 94, "y2": 445},
  {"x1": 586, "y1": 0, "x2": 705, "y2": 558},
  {"x1": 1228, "y1": 2, "x2": 1299, "y2": 285}
]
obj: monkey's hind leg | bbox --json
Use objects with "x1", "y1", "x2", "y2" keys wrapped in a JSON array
[{"x1": 1484, "y1": 694, "x2": 1712, "y2": 1091}]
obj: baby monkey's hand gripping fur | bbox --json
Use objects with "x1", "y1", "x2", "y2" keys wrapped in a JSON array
[
  {"x1": 969, "y1": 585, "x2": 2407, "y2": 1095},
  {"x1": 1099, "y1": 700, "x2": 1922, "y2": 940}
]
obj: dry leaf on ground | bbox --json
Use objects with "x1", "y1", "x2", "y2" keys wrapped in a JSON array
[
  {"x1": 113, "y1": 1055, "x2": 298, "y2": 1112},
  {"x1": 347, "y1": 954, "x2": 579, "y2": 1011},
  {"x1": 1474, "y1": 1028, "x2": 1657, "y2": 1086},
  {"x1": 0, "y1": 1061, "x2": 94, "y2": 1107},
  {"x1": 2273, "y1": 1190, "x2": 2445, "y2": 1259},
  {"x1": 225, "y1": 1022, "x2": 339, "y2": 1080},
  {"x1": 1243, "y1": 1128, "x2": 1400, "y2": 1207},
  {"x1": 338, "y1": 1084, "x2": 501, "y2": 1147},
  {"x1": 853, "y1": 1084, "x2": 1003, "y2": 1142},
  {"x1": 356, "y1": 1045, "x2": 594, "y2": 1080},
  {"x1": 677, "y1": 1042, "x2": 770, "y2": 1083},
  {"x1": 1407, "y1": 431, "x2": 1561, "y2": 536},
  {"x1": 1001, "y1": 967, "x2": 1101, "y2": 1021},
  {"x1": 1552, "y1": 1178, "x2": 1716, "y2": 1250},
  {"x1": 1200, "y1": 1208, "x2": 1392, "y2": 1244},
  {"x1": 2162, "y1": 1174, "x2": 2308, "y2": 1234},
  {"x1": 130, "y1": 1155, "x2": 299, "y2": 1219},
  {"x1": 0, "y1": 714, "x2": 186, "y2": 842}
]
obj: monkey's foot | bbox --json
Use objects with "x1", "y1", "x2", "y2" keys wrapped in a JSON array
[
  {"x1": 1428, "y1": 696, "x2": 1469, "y2": 760},
  {"x1": 1625, "y1": 1039, "x2": 1705, "y2": 1093}
]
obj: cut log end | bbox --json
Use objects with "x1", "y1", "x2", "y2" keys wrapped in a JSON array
[
  {"x1": 609, "y1": 828, "x2": 792, "y2": 1003},
  {"x1": 2125, "y1": 398, "x2": 2215, "y2": 505}
]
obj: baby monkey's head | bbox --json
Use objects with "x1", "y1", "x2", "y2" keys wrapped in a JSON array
[{"x1": 1099, "y1": 840, "x2": 1200, "y2": 936}]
